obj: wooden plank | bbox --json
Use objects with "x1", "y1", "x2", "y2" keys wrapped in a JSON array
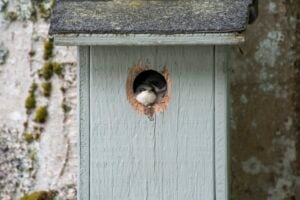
[
  {"x1": 89, "y1": 46, "x2": 156, "y2": 200},
  {"x1": 89, "y1": 46, "x2": 215, "y2": 199},
  {"x1": 214, "y1": 46, "x2": 229, "y2": 200},
  {"x1": 53, "y1": 33, "x2": 245, "y2": 46},
  {"x1": 78, "y1": 46, "x2": 90, "y2": 200},
  {"x1": 154, "y1": 46, "x2": 215, "y2": 200}
]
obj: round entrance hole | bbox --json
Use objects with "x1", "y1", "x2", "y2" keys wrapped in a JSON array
[
  {"x1": 133, "y1": 70, "x2": 167, "y2": 106},
  {"x1": 126, "y1": 64, "x2": 171, "y2": 117}
]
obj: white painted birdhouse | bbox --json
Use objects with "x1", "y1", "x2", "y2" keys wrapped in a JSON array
[{"x1": 50, "y1": 0, "x2": 257, "y2": 199}]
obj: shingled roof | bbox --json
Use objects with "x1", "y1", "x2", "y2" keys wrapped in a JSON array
[{"x1": 49, "y1": 0, "x2": 254, "y2": 35}]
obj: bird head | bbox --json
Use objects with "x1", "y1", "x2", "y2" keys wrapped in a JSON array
[{"x1": 135, "y1": 84, "x2": 153, "y2": 94}]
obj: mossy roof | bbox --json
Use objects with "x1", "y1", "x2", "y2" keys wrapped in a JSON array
[{"x1": 50, "y1": 0, "x2": 253, "y2": 35}]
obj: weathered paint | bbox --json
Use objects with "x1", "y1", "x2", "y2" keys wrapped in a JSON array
[
  {"x1": 78, "y1": 46, "x2": 229, "y2": 199},
  {"x1": 53, "y1": 34, "x2": 245, "y2": 46},
  {"x1": 78, "y1": 46, "x2": 90, "y2": 200},
  {"x1": 215, "y1": 46, "x2": 229, "y2": 200}
]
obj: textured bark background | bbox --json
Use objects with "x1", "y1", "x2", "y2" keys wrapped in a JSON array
[
  {"x1": 0, "y1": 0, "x2": 299, "y2": 199},
  {"x1": 231, "y1": 0, "x2": 300, "y2": 199}
]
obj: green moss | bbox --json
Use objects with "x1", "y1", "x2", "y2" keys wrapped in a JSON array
[
  {"x1": 38, "y1": 4, "x2": 51, "y2": 20},
  {"x1": 5, "y1": 11, "x2": 18, "y2": 22},
  {"x1": 43, "y1": 39, "x2": 54, "y2": 61},
  {"x1": 41, "y1": 82, "x2": 52, "y2": 97},
  {"x1": 38, "y1": 62, "x2": 63, "y2": 80},
  {"x1": 28, "y1": 149, "x2": 37, "y2": 161},
  {"x1": 20, "y1": 190, "x2": 57, "y2": 200},
  {"x1": 34, "y1": 106, "x2": 48, "y2": 123},
  {"x1": 29, "y1": 82, "x2": 38, "y2": 94},
  {"x1": 23, "y1": 133, "x2": 39, "y2": 143},
  {"x1": 25, "y1": 94, "x2": 36, "y2": 113},
  {"x1": 52, "y1": 62, "x2": 63, "y2": 76},
  {"x1": 38, "y1": 62, "x2": 53, "y2": 80},
  {"x1": 29, "y1": 0, "x2": 56, "y2": 21},
  {"x1": 29, "y1": 6, "x2": 38, "y2": 22},
  {"x1": 25, "y1": 82, "x2": 38, "y2": 113},
  {"x1": 23, "y1": 133, "x2": 34, "y2": 143},
  {"x1": 62, "y1": 103, "x2": 71, "y2": 113}
]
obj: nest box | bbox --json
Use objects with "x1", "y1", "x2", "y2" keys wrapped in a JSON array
[{"x1": 50, "y1": 0, "x2": 257, "y2": 199}]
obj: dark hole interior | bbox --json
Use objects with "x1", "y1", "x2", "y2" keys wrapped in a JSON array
[{"x1": 133, "y1": 70, "x2": 167, "y2": 102}]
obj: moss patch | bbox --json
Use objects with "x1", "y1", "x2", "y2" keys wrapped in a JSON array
[
  {"x1": 39, "y1": 4, "x2": 51, "y2": 19},
  {"x1": 38, "y1": 62, "x2": 64, "y2": 80},
  {"x1": 28, "y1": 149, "x2": 37, "y2": 162},
  {"x1": 20, "y1": 190, "x2": 57, "y2": 200},
  {"x1": 25, "y1": 82, "x2": 38, "y2": 113},
  {"x1": 43, "y1": 39, "x2": 54, "y2": 61},
  {"x1": 39, "y1": 62, "x2": 53, "y2": 80},
  {"x1": 25, "y1": 94, "x2": 36, "y2": 113},
  {"x1": 29, "y1": 82, "x2": 38, "y2": 94},
  {"x1": 41, "y1": 82, "x2": 52, "y2": 97},
  {"x1": 34, "y1": 106, "x2": 48, "y2": 123},
  {"x1": 30, "y1": 0, "x2": 55, "y2": 21},
  {"x1": 29, "y1": 7, "x2": 38, "y2": 22},
  {"x1": 38, "y1": 4, "x2": 51, "y2": 19},
  {"x1": 52, "y1": 62, "x2": 63, "y2": 76},
  {"x1": 23, "y1": 133, "x2": 40, "y2": 143},
  {"x1": 5, "y1": 11, "x2": 18, "y2": 22}
]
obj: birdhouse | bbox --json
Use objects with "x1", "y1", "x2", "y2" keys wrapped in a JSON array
[{"x1": 50, "y1": 0, "x2": 257, "y2": 199}]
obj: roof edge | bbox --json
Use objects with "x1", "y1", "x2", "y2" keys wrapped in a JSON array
[{"x1": 53, "y1": 33, "x2": 245, "y2": 46}]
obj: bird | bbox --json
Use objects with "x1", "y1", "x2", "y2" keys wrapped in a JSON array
[{"x1": 133, "y1": 70, "x2": 167, "y2": 107}]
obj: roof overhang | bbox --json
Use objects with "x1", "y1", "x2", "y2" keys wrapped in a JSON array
[
  {"x1": 53, "y1": 33, "x2": 245, "y2": 46},
  {"x1": 50, "y1": 0, "x2": 254, "y2": 46}
]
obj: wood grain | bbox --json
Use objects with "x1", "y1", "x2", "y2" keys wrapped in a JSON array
[
  {"x1": 89, "y1": 46, "x2": 216, "y2": 199},
  {"x1": 214, "y1": 46, "x2": 229, "y2": 200},
  {"x1": 78, "y1": 46, "x2": 90, "y2": 200},
  {"x1": 53, "y1": 33, "x2": 245, "y2": 46}
]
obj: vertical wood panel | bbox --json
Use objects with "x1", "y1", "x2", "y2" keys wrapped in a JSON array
[
  {"x1": 89, "y1": 46, "x2": 216, "y2": 200},
  {"x1": 90, "y1": 47, "x2": 156, "y2": 200},
  {"x1": 153, "y1": 46, "x2": 215, "y2": 200},
  {"x1": 214, "y1": 46, "x2": 229, "y2": 200},
  {"x1": 78, "y1": 46, "x2": 90, "y2": 200}
]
